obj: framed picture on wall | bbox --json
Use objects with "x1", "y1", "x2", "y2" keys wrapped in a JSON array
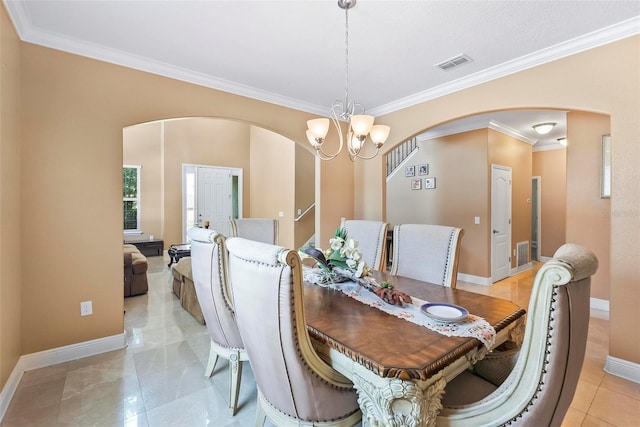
[
  {"x1": 418, "y1": 164, "x2": 429, "y2": 175},
  {"x1": 411, "y1": 179, "x2": 422, "y2": 190},
  {"x1": 424, "y1": 177, "x2": 436, "y2": 189},
  {"x1": 405, "y1": 165, "x2": 415, "y2": 177}
]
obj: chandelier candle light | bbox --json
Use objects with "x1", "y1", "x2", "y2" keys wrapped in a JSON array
[{"x1": 306, "y1": 0, "x2": 390, "y2": 161}]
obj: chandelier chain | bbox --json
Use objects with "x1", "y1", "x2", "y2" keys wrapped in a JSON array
[
  {"x1": 305, "y1": 0, "x2": 388, "y2": 161},
  {"x1": 344, "y1": 5, "x2": 349, "y2": 111}
]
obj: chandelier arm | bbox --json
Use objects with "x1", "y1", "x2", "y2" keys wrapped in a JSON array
[
  {"x1": 314, "y1": 112, "x2": 345, "y2": 161},
  {"x1": 349, "y1": 143, "x2": 381, "y2": 161}
]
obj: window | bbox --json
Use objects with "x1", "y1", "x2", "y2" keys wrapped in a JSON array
[{"x1": 123, "y1": 165, "x2": 141, "y2": 233}]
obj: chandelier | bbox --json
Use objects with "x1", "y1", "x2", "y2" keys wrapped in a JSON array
[{"x1": 306, "y1": 0, "x2": 390, "y2": 161}]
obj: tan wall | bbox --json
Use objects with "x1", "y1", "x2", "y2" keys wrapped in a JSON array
[
  {"x1": 123, "y1": 119, "x2": 303, "y2": 248},
  {"x1": 122, "y1": 121, "x2": 163, "y2": 240},
  {"x1": 566, "y1": 111, "x2": 611, "y2": 301},
  {"x1": 1, "y1": 6, "x2": 637, "y2": 390},
  {"x1": 532, "y1": 149, "x2": 567, "y2": 257},
  {"x1": 163, "y1": 119, "x2": 251, "y2": 246},
  {"x1": 386, "y1": 128, "x2": 532, "y2": 279},
  {"x1": 488, "y1": 129, "x2": 533, "y2": 269},
  {"x1": 249, "y1": 126, "x2": 295, "y2": 248},
  {"x1": 18, "y1": 41, "x2": 351, "y2": 358},
  {"x1": 0, "y1": 4, "x2": 22, "y2": 387},
  {"x1": 358, "y1": 36, "x2": 640, "y2": 364},
  {"x1": 319, "y1": 150, "x2": 355, "y2": 246},
  {"x1": 387, "y1": 129, "x2": 489, "y2": 277},
  {"x1": 294, "y1": 145, "x2": 315, "y2": 249}
]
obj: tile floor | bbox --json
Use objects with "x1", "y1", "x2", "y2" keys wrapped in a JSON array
[{"x1": 2, "y1": 256, "x2": 639, "y2": 426}]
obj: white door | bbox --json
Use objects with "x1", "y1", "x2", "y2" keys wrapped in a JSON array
[
  {"x1": 531, "y1": 176, "x2": 541, "y2": 261},
  {"x1": 491, "y1": 165, "x2": 512, "y2": 282},
  {"x1": 197, "y1": 166, "x2": 232, "y2": 237}
]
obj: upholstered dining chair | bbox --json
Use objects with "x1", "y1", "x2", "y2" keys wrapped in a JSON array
[
  {"x1": 225, "y1": 237, "x2": 362, "y2": 427},
  {"x1": 228, "y1": 218, "x2": 278, "y2": 244},
  {"x1": 339, "y1": 218, "x2": 389, "y2": 271},
  {"x1": 390, "y1": 223, "x2": 464, "y2": 287},
  {"x1": 437, "y1": 243, "x2": 598, "y2": 427},
  {"x1": 187, "y1": 227, "x2": 249, "y2": 416}
]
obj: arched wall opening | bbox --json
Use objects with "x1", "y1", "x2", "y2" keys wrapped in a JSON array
[
  {"x1": 381, "y1": 108, "x2": 610, "y2": 299},
  {"x1": 122, "y1": 117, "x2": 316, "y2": 251}
]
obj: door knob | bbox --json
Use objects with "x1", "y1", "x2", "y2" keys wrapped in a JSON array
[{"x1": 493, "y1": 229, "x2": 499, "y2": 234}]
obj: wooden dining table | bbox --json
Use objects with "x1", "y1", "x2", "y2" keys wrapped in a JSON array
[{"x1": 304, "y1": 270, "x2": 526, "y2": 427}]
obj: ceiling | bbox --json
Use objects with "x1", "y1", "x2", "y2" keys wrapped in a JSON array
[{"x1": 4, "y1": 0, "x2": 639, "y2": 148}]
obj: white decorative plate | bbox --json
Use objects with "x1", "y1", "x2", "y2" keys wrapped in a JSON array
[{"x1": 421, "y1": 303, "x2": 469, "y2": 323}]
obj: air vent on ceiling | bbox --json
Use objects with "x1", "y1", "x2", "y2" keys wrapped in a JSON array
[{"x1": 435, "y1": 54, "x2": 473, "y2": 71}]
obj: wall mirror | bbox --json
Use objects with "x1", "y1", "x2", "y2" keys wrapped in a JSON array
[{"x1": 601, "y1": 134, "x2": 611, "y2": 198}]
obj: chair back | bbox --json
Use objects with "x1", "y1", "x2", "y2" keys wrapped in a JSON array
[
  {"x1": 340, "y1": 218, "x2": 389, "y2": 271},
  {"x1": 226, "y1": 237, "x2": 360, "y2": 424},
  {"x1": 438, "y1": 243, "x2": 598, "y2": 426},
  {"x1": 390, "y1": 224, "x2": 463, "y2": 287},
  {"x1": 229, "y1": 218, "x2": 278, "y2": 244},
  {"x1": 187, "y1": 227, "x2": 243, "y2": 349}
]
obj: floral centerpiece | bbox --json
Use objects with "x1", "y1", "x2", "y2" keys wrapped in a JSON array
[
  {"x1": 300, "y1": 227, "x2": 368, "y2": 281},
  {"x1": 300, "y1": 227, "x2": 412, "y2": 306}
]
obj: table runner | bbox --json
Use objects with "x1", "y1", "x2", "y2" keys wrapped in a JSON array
[{"x1": 304, "y1": 269, "x2": 496, "y2": 349}]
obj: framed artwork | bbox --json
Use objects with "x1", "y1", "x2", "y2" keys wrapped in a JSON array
[
  {"x1": 405, "y1": 165, "x2": 415, "y2": 177},
  {"x1": 411, "y1": 179, "x2": 422, "y2": 190},
  {"x1": 601, "y1": 135, "x2": 611, "y2": 198},
  {"x1": 424, "y1": 177, "x2": 436, "y2": 189},
  {"x1": 418, "y1": 164, "x2": 429, "y2": 175}
]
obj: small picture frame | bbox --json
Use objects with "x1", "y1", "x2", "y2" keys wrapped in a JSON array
[
  {"x1": 405, "y1": 165, "x2": 415, "y2": 177},
  {"x1": 418, "y1": 164, "x2": 429, "y2": 176},
  {"x1": 424, "y1": 177, "x2": 436, "y2": 189},
  {"x1": 411, "y1": 179, "x2": 422, "y2": 190}
]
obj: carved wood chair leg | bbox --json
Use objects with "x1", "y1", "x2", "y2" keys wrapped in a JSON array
[
  {"x1": 204, "y1": 339, "x2": 219, "y2": 378},
  {"x1": 228, "y1": 353, "x2": 243, "y2": 416}
]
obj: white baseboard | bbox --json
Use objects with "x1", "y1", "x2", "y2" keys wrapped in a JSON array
[
  {"x1": 590, "y1": 297, "x2": 610, "y2": 312},
  {"x1": 0, "y1": 332, "x2": 126, "y2": 421},
  {"x1": 457, "y1": 272, "x2": 492, "y2": 286},
  {"x1": 538, "y1": 256, "x2": 553, "y2": 262},
  {"x1": 0, "y1": 362, "x2": 24, "y2": 423},
  {"x1": 605, "y1": 355, "x2": 640, "y2": 384},
  {"x1": 458, "y1": 264, "x2": 533, "y2": 287},
  {"x1": 511, "y1": 262, "x2": 533, "y2": 275}
]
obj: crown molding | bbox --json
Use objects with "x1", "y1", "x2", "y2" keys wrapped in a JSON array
[
  {"x1": 489, "y1": 121, "x2": 538, "y2": 145},
  {"x1": 533, "y1": 143, "x2": 567, "y2": 152},
  {"x1": 369, "y1": 16, "x2": 640, "y2": 116},
  {"x1": 4, "y1": 1, "x2": 639, "y2": 117},
  {"x1": 2, "y1": 0, "x2": 327, "y2": 116},
  {"x1": 417, "y1": 119, "x2": 537, "y2": 145},
  {"x1": 416, "y1": 117, "x2": 488, "y2": 142}
]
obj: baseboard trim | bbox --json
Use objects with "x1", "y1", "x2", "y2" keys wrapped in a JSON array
[
  {"x1": 511, "y1": 262, "x2": 533, "y2": 275},
  {"x1": 457, "y1": 272, "x2": 492, "y2": 286},
  {"x1": 0, "y1": 362, "x2": 24, "y2": 422},
  {"x1": 605, "y1": 355, "x2": 640, "y2": 384},
  {"x1": 0, "y1": 332, "x2": 126, "y2": 421},
  {"x1": 590, "y1": 297, "x2": 610, "y2": 312}
]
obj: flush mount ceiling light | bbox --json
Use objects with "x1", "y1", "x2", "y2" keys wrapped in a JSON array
[
  {"x1": 557, "y1": 137, "x2": 567, "y2": 146},
  {"x1": 305, "y1": 0, "x2": 390, "y2": 161},
  {"x1": 532, "y1": 122, "x2": 557, "y2": 135}
]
